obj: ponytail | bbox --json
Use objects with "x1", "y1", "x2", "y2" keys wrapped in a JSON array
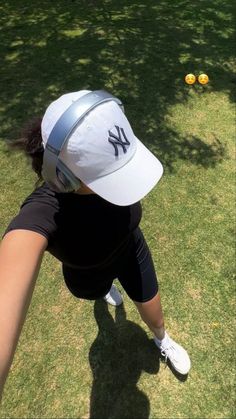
[{"x1": 7, "y1": 117, "x2": 45, "y2": 188}]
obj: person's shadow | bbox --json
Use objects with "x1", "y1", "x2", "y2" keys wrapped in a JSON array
[{"x1": 89, "y1": 299, "x2": 160, "y2": 419}]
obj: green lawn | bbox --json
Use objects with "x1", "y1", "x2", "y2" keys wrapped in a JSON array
[{"x1": 0, "y1": 1, "x2": 235, "y2": 418}]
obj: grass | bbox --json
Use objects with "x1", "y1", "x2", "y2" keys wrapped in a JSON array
[{"x1": 0, "y1": 1, "x2": 235, "y2": 418}]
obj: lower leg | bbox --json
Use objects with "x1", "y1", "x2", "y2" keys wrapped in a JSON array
[
  {"x1": 134, "y1": 292, "x2": 191, "y2": 375},
  {"x1": 133, "y1": 293, "x2": 165, "y2": 340}
]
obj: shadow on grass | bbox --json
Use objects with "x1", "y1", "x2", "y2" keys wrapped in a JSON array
[
  {"x1": 89, "y1": 300, "x2": 160, "y2": 419},
  {"x1": 0, "y1": 0, "x2": 234, "y2": 170}
]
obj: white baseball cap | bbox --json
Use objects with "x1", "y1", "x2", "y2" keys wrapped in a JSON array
[{"x1": 41, "y1": 90, "x2": 163, "y2": 206}]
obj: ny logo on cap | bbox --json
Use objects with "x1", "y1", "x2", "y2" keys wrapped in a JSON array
[{"x1": 108, "y1": 126, "x2": 130, "y2": 157}]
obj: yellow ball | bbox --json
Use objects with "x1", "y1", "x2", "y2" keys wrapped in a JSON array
[
  {"x1": 198, "y1": 73, "x2": 209, "y2": 84},
  {"x1": 185, "y1": 73, "x2": 196, "y2": 85}
]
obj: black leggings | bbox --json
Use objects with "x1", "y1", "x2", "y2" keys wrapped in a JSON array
[{"x1": 62, "y1": 228, "x2": 159, "y2": 303}]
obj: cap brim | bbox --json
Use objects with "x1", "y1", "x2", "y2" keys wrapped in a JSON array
[{"x1": 82, "y1": 138, "x2": 163, "y2": 206}]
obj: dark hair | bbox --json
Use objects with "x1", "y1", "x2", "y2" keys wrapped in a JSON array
[{"x1": 7, "y1": 117, "x2": 45, "y2": 188}]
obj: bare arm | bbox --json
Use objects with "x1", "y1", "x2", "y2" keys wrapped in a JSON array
[{"x1": 0, "y1": 229, "x2": 48, "y2": 401}]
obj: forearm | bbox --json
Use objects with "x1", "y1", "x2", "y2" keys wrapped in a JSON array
[
  {"x1": 0, "y1": 351, "x2": 14, "y2": 402},
  {"x1": 0, "y1": 285, "x2": 36, "y2": 400},
  {"x1": 0, "y1": 231, "x2": 46, "y2": 401},
  {"x1": 0, "y1": 272, "x2": 38, "y2": 401}
]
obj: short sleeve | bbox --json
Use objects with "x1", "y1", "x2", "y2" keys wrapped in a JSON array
[{"x1": 2, "y1": 184, "x2": 58, "y2": 247}]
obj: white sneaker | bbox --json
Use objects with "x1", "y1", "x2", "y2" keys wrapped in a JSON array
[
  {"x1": 154, "y1": 332, "x2": 191, "y2": 375},
  {"x1": 103, "y1": 284, "x2": 123, "y2": 306}
]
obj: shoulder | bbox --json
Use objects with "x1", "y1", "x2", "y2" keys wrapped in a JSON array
[
  {"x1": 20, "y1": 182, "x2": 60, "y2": 210},
  {"x1": 2, "y1": 183, "x2": 63, "y2": 243}
]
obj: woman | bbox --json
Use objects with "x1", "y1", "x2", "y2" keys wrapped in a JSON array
[{"x1": 0, "y1": 89, "x2": 190, "y2": 399}]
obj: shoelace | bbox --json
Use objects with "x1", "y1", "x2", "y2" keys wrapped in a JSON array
[{"x1": 160, "y1": 345, "x2": 177, "y2": 362}]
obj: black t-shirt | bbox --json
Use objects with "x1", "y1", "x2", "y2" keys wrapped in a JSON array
[{"x1": 3, "y1": 183, "x2": 142, "y2": 269}]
